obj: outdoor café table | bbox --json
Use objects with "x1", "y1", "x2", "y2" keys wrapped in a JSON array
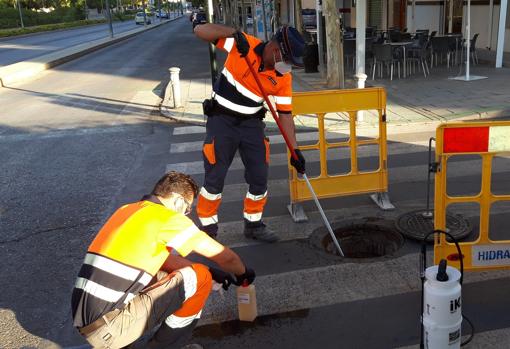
[
  {"x1": 434, "y1": 34, "x2": 463, "y2": 65},
  {"x1": 388, "y1": 41, "x2": 413, "y2": 77},
  {"x1": 444, "y1": 33, "x2": 463, "y2": 65}
]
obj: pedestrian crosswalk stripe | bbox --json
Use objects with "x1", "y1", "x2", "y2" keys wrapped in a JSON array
[
  {"x1": 167, "y1": 144, "x2": 510, "y2": 181},
  {"x1": 170, "y1": 130, "x2": 349, "y2": 153},
  {"x1": 208, "y1": 198, "x2": 510, "y2": 249},
  {"x1": 167, "y1": 158, "x2": 510, "y2": 205},
  {"x1": 172, "y1": 126, "x2": 206, "y2": 135},
  {"x1": 199, "y1": 252, "x2": 510, "y2": 325},
  {"x1": 166, "y1": 141, "x2": 432, "y2": 175},
  {"x1": 166, "y1": 126, "x2": 510, "y2": 334},
  {"x1": 169, "y1": 130, "x2": 430, "y2": 154}
]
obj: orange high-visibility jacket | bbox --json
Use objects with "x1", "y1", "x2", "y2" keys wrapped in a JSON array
[
  {"x1": 213, "y1": 33, "x2": 293, "y2": 115},
  {"x1": 71, "y1": 196, "x2": 207, "y2": 328}
]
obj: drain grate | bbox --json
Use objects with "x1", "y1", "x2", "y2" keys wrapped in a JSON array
[
  {"x1": 395, "y1": 209, "x2": 472, "y2": 242},
  {"x1": 310, "y1": 221, "x2": 404, "y2": 258}
]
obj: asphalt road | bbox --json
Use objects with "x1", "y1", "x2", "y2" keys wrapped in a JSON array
[
  {"x1": 1, "y1": 15, "x2": 510, "y2": 349},
  {"x1": 0, "y1": 14, "x2": 178, "y2": 67},
  {"x1": 0, "y1": 16, "x2": 209, "y2": 348}
]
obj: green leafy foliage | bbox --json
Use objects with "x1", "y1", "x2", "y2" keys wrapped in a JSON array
[
  {"x1": 0, "y1": 18, "x2": 103, "y2": 36},
  {"x1": 0, "y1": 6, "x2": 86, "y2": 29}
]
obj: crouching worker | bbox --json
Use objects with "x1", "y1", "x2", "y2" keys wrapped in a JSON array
[{"x1": 71, "y1": 171, "x2": 255, "y2": 349}]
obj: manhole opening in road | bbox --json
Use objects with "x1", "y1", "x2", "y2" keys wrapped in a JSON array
[{"x1": 311, "y1": 222, "x2": 404, "y2": 258}]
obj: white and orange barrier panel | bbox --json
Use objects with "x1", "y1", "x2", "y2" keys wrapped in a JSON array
[{"x1": 434, "y1": 121, "x2": 510, "y2": 271}]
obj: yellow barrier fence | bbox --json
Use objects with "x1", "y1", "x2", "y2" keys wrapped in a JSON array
[
  {"x1": 288, "y1": 87, "x2": 393, "y2": 222},
  {"x1": 434, "y1": 121, "x2": 510, "y2": 271}
]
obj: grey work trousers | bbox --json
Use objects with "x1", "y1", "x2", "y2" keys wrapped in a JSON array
[
  {"x1": 202, "y1": 113, "x2": 269, "y2": 196},
  {"x1": 81, "y1": 271, "x2": 190, "y2": 349}
]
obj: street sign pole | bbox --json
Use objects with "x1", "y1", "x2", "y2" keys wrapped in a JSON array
[
  {"x1": 17, "y1": 0, "x2": 25, "y2": 28},
  {"x1": 142, "y1": 0, "x2": 147, "y2": 27},
  {"x1": 105, "y1": 0, "x2": 114, "y2": 37},
  {"x1": 206, "y1": 0, "x2": 218, "y2": 85}
]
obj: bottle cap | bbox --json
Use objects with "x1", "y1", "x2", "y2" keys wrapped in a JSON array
[{"x1": 242, "y1": 280, "x2": 249, "y2": 287}]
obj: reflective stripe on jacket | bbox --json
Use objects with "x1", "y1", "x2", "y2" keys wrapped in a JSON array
[{"x1": 213, "y1": 33, "x2": 293, "y2": 116}]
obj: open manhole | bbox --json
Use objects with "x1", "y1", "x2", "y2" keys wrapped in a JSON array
[{"x1": 310, "y1": 220, "x2": 404, "y2": 258}]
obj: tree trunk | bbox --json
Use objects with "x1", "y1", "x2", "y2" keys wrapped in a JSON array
[
  {"x1": 324, "y1": 0, "x2": 344, "y2": 88},
  {"x1": 295, "y1": 0, "x2": 303, "y2": 33}
]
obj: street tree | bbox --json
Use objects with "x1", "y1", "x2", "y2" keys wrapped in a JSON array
[{"x1": 324, "y1": 0, "x2": 344, "y2": 88}]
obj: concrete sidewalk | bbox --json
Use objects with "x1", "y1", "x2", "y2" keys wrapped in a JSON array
[{"x1": 160, "y1": 61, "x2": 510, "y2": 132}]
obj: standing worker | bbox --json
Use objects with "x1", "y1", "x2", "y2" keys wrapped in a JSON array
[
  {"x1": 194, "y1": 23, "x2": 306, "y2": 242},
  {"x1": 71, "y1": 171, "x2": 255, "y2": 349}
]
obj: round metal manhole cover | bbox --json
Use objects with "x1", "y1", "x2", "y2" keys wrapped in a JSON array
[
  {"x1": 395, "y1": 209, "x2": 472, "y2": 242},
  {"x1": 310, "y1": 221, "x2": 404, "y2": 258}
]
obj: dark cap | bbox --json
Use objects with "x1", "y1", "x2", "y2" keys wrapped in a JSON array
[{"x1": 274, "y1": 26, "x2": 305, "y2": 68}]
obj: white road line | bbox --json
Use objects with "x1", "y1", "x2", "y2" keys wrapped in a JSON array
[
  {"x1": 167, "y1": 158, "x2": 510, "y2": 204},
  {"x1": 200, "y1": 252, "x2": 510, "y2": 325},
  {"x1": 0, "y1": 126, "x2": 134, "y2": 142},
  {"x1": 167, "y1": 141, "x2": 431, "y2": 175},
  {"x1": 169, "y1": 130, "x2": 422, "y2": 154},
  {"x1": 208, "y1": 198, "x2": 510, "y2": 248},
  {"x1": 170, "y1": 130, "x2": 352, "y2": 153},
  {"x1": 172, "y1": 126, "x2": 206, "y2": 135}
]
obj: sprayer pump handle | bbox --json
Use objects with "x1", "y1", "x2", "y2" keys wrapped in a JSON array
[{"x1": 436, "y1": 259, "x2": 449, "y2": 282}]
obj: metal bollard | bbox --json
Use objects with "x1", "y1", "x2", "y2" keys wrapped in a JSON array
[
  {"x1": 169, "y1": 67, "x2": 181, "y2": 108},
  {"x1": 354, "y1": 73, "x2": 367, "y2": 122}
]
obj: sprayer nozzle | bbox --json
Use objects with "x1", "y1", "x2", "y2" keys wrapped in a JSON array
[{"x1": 436, "y1": 259, "x2": 449, "y2": 282}]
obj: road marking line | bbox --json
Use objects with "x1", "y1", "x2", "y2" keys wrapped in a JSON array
[
  {"x1": 165, "y1": 140, "x2": 430, "y2": 175},
  {"x1": 199, "y1": 252, "x2": 510, "y2": 325},
  {"x1": 208, "y1": 198, "x2": 510, "y2": 248},
  {"x1": 172, "y1": 126, "x2": 206, "y2": 135},
  {"x1": 166, "y1": 158, "x2": 510, "y2": 204},
  {"x1": 0, "y1": 126, "x2": 135, "y2": 142}
]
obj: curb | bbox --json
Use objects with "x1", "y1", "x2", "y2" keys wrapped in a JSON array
[{"x1": 0, "y1": 16, "x2": 183, "y2": 87}]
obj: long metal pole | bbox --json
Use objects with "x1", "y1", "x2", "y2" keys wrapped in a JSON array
[
  {"x1": 303, "y1": 173, "x2": 344, "y2": 256},
  {"x1": 465, "y1": 0, "x2": 470, "y2": 79},
  {"x1": 448, "y1": 0, "x2": 453, "y2": 33},
  {"x1": 261, "y1": 0, "x2": 268, "y2": 41},
  {"x1": 496, "y1": 0, "x2": 508, "y2": 68},
  {"x1": 243, "y1": 55, "x2": 345, "y2": 257},
  {"x1": 142, "y1": 0, "x2": 147, "y2": 27},
  {"x1": 207, "y1": 0, "x2": 218, "y2": 84},
  {"x1": 17, "y1": 0, "x2": 24, "y2": 28},
  {"x1": 105, "y1": 0, "x2": 114, "y2": 37},
  {"x1": 355, "y1": 0, "x2": 366, "y2": 77},
  {"x1": 487, "y1": 0, "x2": 494, "y2": 49},
  {"x1": 316, "y1": 0, "x2": 325, "y2": 77}
]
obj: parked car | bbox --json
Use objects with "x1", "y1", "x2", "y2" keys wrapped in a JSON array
[
  {"x1": 135, "y1": 11, "x2": 151, "y2": 25},
  {"x1": 156, "y1": 10, "x2": 169, "y2": 18},
  {"x1": 246, "y1": 15, "x2": 253, "y2": 25},
  {"x1": 191, "y1": 11, "x2": 207, "y2": 29},
  {"x1": 302, "y1": 8, "x2": 317, "y2": 29}
]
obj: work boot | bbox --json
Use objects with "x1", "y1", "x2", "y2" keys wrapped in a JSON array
[
  {"x1": 243, "y1": 220, "x2": 279, "y2": 243},
  {"x1": 200, "y1": 223, "x2": 218, "y2": 239}
]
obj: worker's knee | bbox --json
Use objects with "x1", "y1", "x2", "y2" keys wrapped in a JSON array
[
  {"x1": 178, "y1": 264, "x2": 212, "y2": 302},
  {"x1": 191, "y1": 263, "x2": 212, "y2": 293}
]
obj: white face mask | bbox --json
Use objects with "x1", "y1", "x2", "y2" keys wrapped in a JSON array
[{"x1": 273, "y1": 51, "x2": 292, "y2": 75}]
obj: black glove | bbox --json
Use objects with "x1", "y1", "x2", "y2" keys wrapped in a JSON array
[
  {"x1": 234, "y1": 267, "x2": 256, "y2": 286},
  {"x1": 209, "y1": 267, "x2": 235, "y2": 290},
  {"x1": 232, "y1": 31, "x2": 249, "y2": 57},
  {"x1": 290, "y1": 149, "x2": 306, "y2": 174}
]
